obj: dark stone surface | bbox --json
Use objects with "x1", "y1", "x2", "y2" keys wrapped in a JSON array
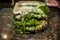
[{"x1": 0, "y1": 7, "x2": 60, "y2": 40}]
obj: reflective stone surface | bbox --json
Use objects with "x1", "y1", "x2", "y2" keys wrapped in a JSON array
[{"x1": 0, "y1": 7, "x2": 60, "y2": 40}]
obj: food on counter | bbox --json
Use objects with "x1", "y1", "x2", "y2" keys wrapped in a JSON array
[{"x1": 13, "y1": 1, "x2": 49, "y2": 34}]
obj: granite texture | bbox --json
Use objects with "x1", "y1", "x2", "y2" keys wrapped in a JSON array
[{"x1": 0, "y1": 7, "x2": 60, "y2": 40}]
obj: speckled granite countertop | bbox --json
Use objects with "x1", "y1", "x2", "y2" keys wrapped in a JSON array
[{"x1": 0, "y1": 7, "x2": 60, "y2": 40}]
